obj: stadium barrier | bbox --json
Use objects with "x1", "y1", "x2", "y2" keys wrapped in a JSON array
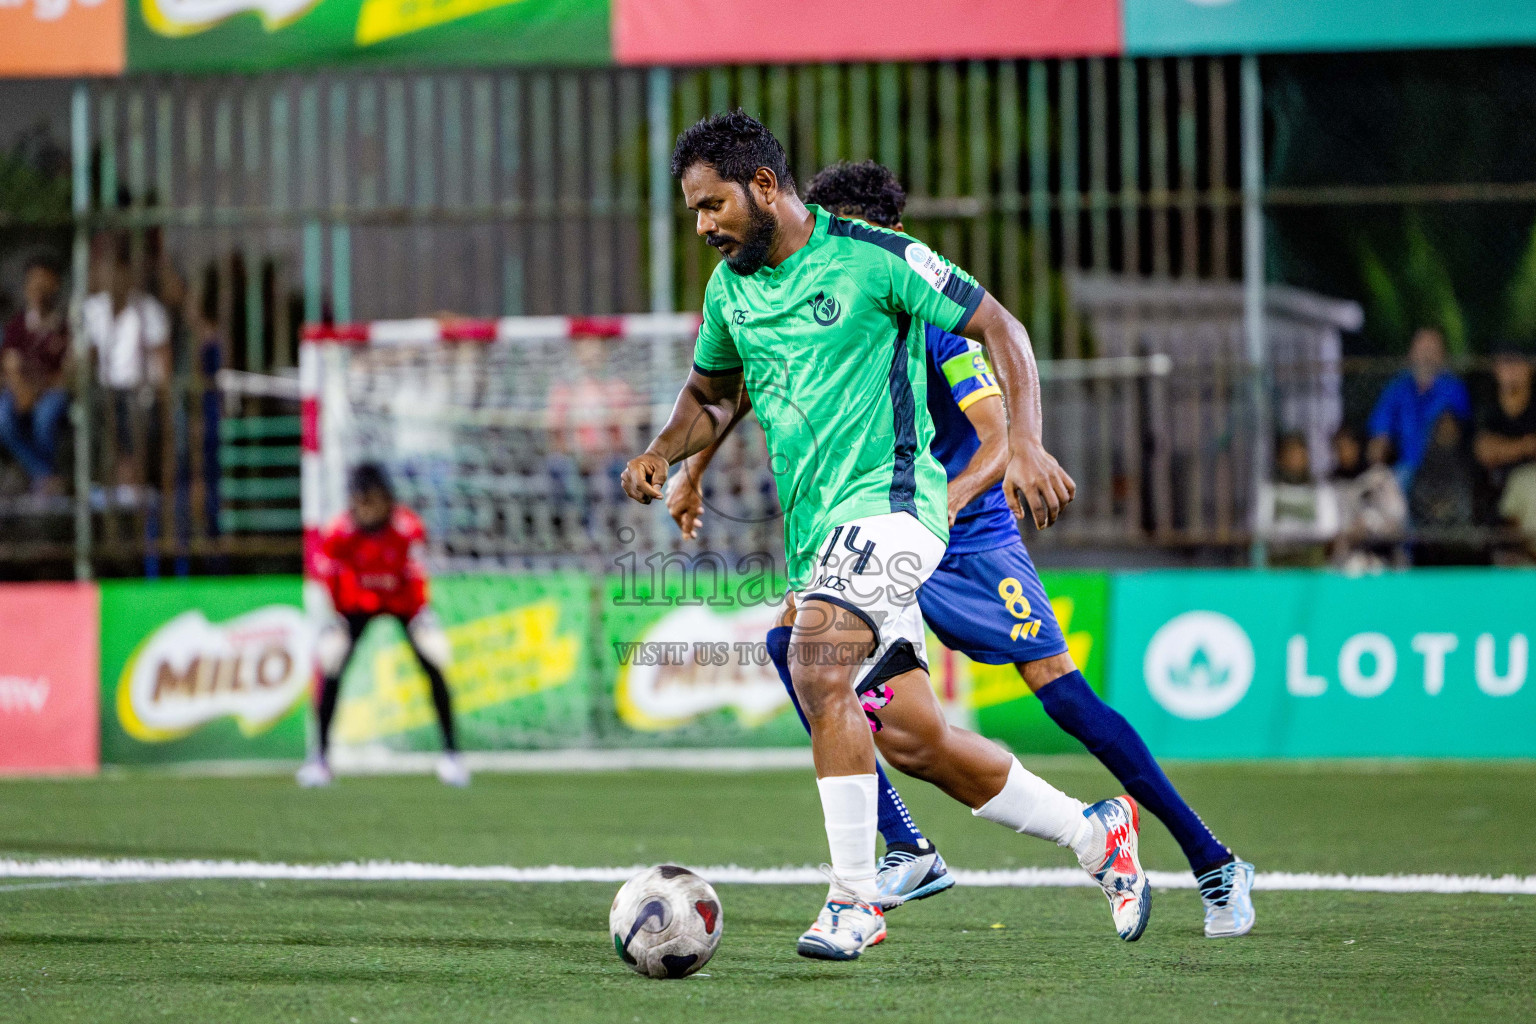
[
  {"x1": 1, "y1": 568, "x2": 1532, "y2": 771},
  {"x1": 1112, "y1": 570, "x2": 1536, "y2": 758}
]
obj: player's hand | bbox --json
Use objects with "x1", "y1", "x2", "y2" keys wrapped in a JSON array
[
  {"x1": 1004, "y1": 442, "x2": 1076, "y2": 530},
  {"x1": 665, "y1": 464, "x2": 706, "y2": 539},
  {"x1": 621, "y1": 451, "x2": 669, "y2": 504}
]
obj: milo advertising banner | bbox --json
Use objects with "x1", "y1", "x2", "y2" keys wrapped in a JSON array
[
  {"x1": 600, "y1": 560, "x2": 805, "y2": 747},
  {"x1": 331, "y1": 573, "x2": 593, "y2": 752},
  {"x1": 1110, "y1": 570, "x2": 1536, "y2": 758},
  {"x1": 99, "y1": 576, "x2": 312, "y2": 764},
  {"x1": 127, "y1": 0, "x2": 609, "y2": 72},
  {"x1": 599, "y1": 559, "x2": 1112, "y2": 752}
]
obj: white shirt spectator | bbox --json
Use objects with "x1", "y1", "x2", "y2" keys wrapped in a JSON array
[
  {"x1": 1256, "y1": 481, "x2": 1341, "y2": 542},
  {"x1": 83, "y1": 291, "x2": 169, "y2": 390}
]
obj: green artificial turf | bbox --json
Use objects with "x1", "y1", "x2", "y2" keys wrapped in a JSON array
[{"x1": 1, "y1": 759, "x2": 1533, "y2": 1022}]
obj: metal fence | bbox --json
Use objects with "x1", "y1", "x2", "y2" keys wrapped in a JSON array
[{"x1": 3, "y1": 54, "x2": 1535, "y2": 575}]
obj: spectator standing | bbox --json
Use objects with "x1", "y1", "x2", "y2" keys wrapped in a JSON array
[
  {"x1": 1475, "y1": 344, "x2": 1536, "y2": 558},
  {"x1": 1257, "y1": 431, "x2": 1340, "y2": 567},
  {"x1": 0, "y1": 257, "x2": 71, "y2": 495},
  {"x1": 1367, "y1": 327, "x2": 1472, "y2": 489},
  {"x1": 1329, "y1": 425, "x2": 1407, "y2": 571},
  {"x1": 1408, "y1": 411, "x2": 1480, "y2": 565},
  {"x1": 83, "y1": 249, "x2": 170, "y2": 494}
]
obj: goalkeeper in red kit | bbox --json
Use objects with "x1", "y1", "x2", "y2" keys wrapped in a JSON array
[{"x1": 296, "y1": 463, "x2": 468, "y2": 788}]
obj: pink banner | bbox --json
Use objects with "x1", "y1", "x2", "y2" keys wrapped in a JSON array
[
  {"x1": 614, "y1": 0, "x2": 1122, "y2": 65},
  {"x1": 0, "y1": 584, "x2": 100, "y2": 775}
]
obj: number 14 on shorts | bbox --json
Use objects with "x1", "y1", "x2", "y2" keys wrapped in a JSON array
[{"x1": 998, "y1": 576, "x2": 1042, "y2": 641}]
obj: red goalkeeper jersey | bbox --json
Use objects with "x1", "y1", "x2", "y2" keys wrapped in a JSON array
[{"x1": 317, "y1": 507, "x2": 430, "y2": 618}]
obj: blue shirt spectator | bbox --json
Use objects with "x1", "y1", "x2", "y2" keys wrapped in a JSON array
[{"x1": 1367, "y1": 327, "x2": 1471, "y2": 485}]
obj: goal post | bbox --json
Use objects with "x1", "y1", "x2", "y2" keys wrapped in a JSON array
[{"x1": 297, "y1": 312, "x2": 767, "y2": 576}]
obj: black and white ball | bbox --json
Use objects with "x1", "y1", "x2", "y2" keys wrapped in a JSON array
[{"x1": 609, "y1": 864, "x2": 722, "y2": 979}]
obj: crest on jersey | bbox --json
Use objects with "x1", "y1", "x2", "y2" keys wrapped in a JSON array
[{"x1": 808, "y1": 290, "x2": 842, "y2": 326}]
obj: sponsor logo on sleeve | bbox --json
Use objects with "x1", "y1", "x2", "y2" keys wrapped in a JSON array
[{"x1": 904, "y1": 242, "x2": 953, "y2": 294}]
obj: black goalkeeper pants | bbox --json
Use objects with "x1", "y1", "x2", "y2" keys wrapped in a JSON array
[{"x1": 317, "y1": 611, "x2": 458, "y2": 756}]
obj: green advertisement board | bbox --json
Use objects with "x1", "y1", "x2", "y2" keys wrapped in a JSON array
[
  {"x1": 1125, "y1": 0, "x2": 1536, "y2": 56},
  {"x1": 128, "y1": 0, "x2": 609, "y2": 73},
  {"x1": 968, "y1": 571, "x2": 1110, "y2": 754},
  {"x1": 1109, "y1": 570, "x2": 1536, "y2": 758},
  {"x1": 332, "y1": 572, "x2": 594, "y2": 751},
  {"x1": 596, "y1": 564, "x2": 1112, "y2": 753},
  {"x1": 599, "y1": 566, "x2": 810, "y2": 747},
  {"x1": 100, "y1": 576, "x2": 309, "y2": 765}
]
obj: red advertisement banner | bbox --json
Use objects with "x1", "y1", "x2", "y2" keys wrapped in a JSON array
[
  {"x1": 613, "y1": 0, "x2": 1122, "y2": 65},
  {"x1": 0, "y1": 584, "x2": 101, "y2": 774},
  {"x1": 0, "y1": 0, "x2": 126, "y2": 78}
]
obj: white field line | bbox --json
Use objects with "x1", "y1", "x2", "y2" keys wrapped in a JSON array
[{"x1": 1, "y1": 859, "x2": 1533, "y2": 895}]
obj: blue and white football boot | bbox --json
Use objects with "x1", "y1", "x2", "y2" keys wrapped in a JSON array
[
  {"x1": 875, "y1": 840, "x2": 957, "y2": 910},
  {"x1": 1076, "y1": 796, "x2": 1152, "y2": 942},
  {"x1": 796, "y1": 867, "x2": 888, "y2": 961},
  {"x1": 1198, "y1": 859, "x2": 1256, "y2": 938}
]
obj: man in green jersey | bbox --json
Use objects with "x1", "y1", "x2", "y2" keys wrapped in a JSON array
[{"x1": 621, "y1": 112, "x2": 1150, "y2": 960}]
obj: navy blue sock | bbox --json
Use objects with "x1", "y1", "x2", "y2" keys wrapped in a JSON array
[
  {"x1": 1036, "y1": 669, "x2": 1231, "y2": 875},
  {"x1": 766, "y1": 626, "x2": 927, "y2": 850}
]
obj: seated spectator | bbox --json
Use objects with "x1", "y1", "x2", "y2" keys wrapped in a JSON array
[
  {"x1": 1257, "y1": 431, "x2": 1339, "y2": 567},
  {"x1": 83, "y1": 247, "x2": 170, "y2": 494},
  {"x1": 1328, "y1": 425, "x2": 1407, "y2": 572},
  {"x1": 0, "y1": 257, "x2": 71, "y2": 496},
  {"x1": 1367, "y1": 326, "x2": 1472, "y2": 489},
  {"x1": 1408, "y1": 410, "x2": 1480, "y2": 565},
  {"x1": 1476, "y1": 345, "x2": 1536, "y2": 559}
]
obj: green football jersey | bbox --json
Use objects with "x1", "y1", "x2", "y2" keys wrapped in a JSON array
[{"x1": 691, "y1": 205, "x2": 988, "y2": 589}]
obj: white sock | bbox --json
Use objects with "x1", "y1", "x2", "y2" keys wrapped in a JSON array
[
  {"x1": 972, "y1": 756, "x2": 1090, "y2": 851},
  {"x1": 816, "y1": 774, "x2": 880, "y2": 903}
]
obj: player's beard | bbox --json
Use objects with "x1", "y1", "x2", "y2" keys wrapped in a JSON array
[{"x1": 714, "y1": 192, "x2": 777, "y2": 276}]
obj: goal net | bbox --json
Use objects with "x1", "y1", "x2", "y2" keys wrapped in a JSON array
[
  {"x1": 301, "y1": 313, "x2": 786, "y2": 575},
  {"x1": 298, "y1": 314, "x2": 792, "y2": 754}
]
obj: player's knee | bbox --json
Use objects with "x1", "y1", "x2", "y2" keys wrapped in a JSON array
[
  {"x1": 789, "y1": 662, "x2": 851, "y2": 721},
  {"x1": 1021, "y1": 651, "x2": 1078, "y2": 693}
]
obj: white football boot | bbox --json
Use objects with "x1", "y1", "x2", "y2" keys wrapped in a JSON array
[
  {"x1": 1199, "y1": 859, "x2": 1256, "y2": 938},
  {"x1": 1076, "y1": 796, "x2": 1152, "y2": 941},
  {"x1": 295, "y1": 757, "x2": 333, "y2": 788},
  {"x1": 435, "y1": 753, "x2": 471, "y2": 788},
  {"x1": 796, "y1": 867, "x2": 887, "y2": 961},
  {"x1": 875, "y1": 840, "x2": 957, "y2": 910}
]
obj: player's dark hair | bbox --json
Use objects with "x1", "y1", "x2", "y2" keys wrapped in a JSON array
[
  {"x1": 804, "y1": 161, "x2": 906, "y2": 229},
  {"x1": 670, "y1": 110, "x2": 796, "y2": 194},
  {"x1": 349, "y1": 462, "x2": 394, "y2": 500}
]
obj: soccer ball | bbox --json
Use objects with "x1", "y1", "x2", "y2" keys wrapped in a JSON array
[{"x1": 609, "y1": 864, "x2": 722, "y2": 979}]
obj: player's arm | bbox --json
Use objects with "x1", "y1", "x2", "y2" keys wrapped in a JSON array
[
  {"x1": 1474, "y1": 427, "x2": 1536, "y2": 469},
  {"x1": 621, "y1": 367, "x2": 744, "y2": 505},
  {"x1": 958, "y1": 294, "x2": 1076, "y2": 529},
  {"x1": 666, "y1": 389, "x2": 753, "y2": 539},
  {"x1": 949, "y1": 394, "x2": 1008, "y2": 525}
]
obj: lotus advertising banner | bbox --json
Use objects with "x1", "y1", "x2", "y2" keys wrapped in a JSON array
[
  {"x1": 126, "y1": 0, "x2": 609, "y2": 72},
  {"x1": 1124, "y1": 0, "x2": 1536, "y2": 56},
  {"x1": 99, "y1": 576, "x2": 311, "y2": 765},
  {"x1": 331, "y1": 573, "x2": 594, "y2": 752},
  {"x1": 1109, "y1": 570, "x2": 1536, "y2": 758}
]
